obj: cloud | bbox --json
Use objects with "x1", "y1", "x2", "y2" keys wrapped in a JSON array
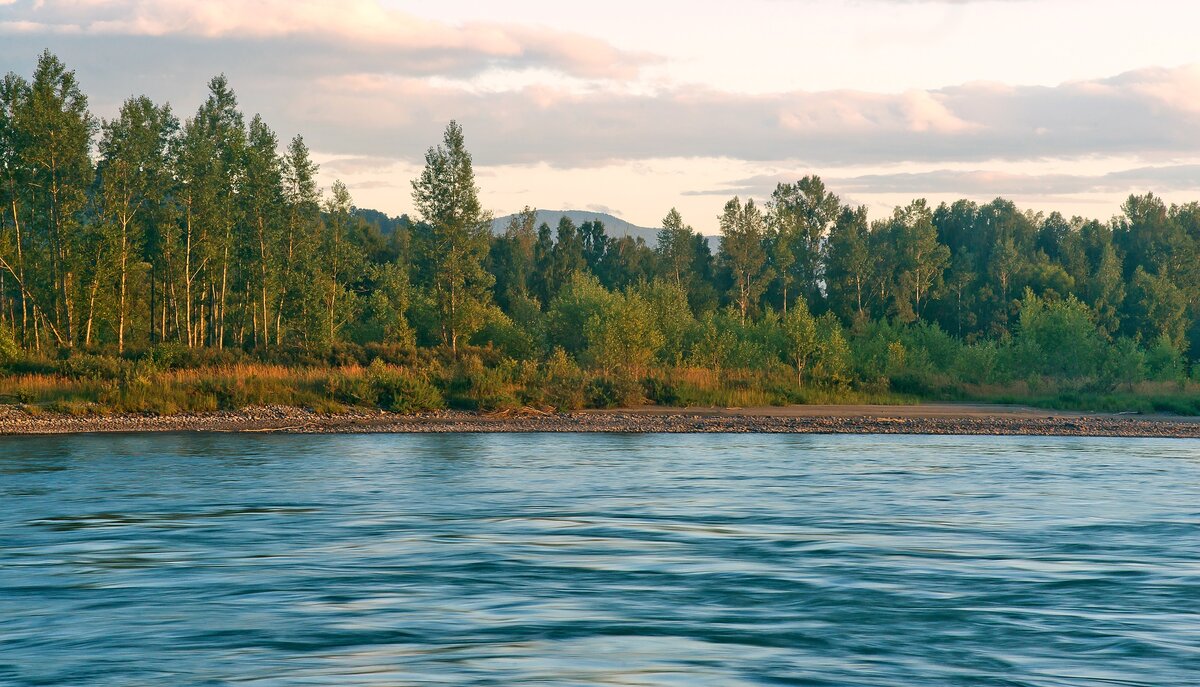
[
  {"x1": 279, "y1": 64, "x2": 1200, "y2": 168},
  {"x1": 686, "y1": 164, "x2": 1200, "y2": 201},
  {"x1": 585, "y1": 203, "x2": 623, "y2": 216},
  {"x1": 5, "y1": 2, "x2": 1200, "y2": 178},
  {"x1": 0, "y1": 0, "x2": 653, "y2": 79}
]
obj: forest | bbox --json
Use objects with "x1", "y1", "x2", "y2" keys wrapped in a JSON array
[{"x1": 3, "y1": 50, "x2": 1200, "y2": 415}]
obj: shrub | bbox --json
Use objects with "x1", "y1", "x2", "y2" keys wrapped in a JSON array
[
  {"x1": 642, "y1": 374, "x2": 680, "y2": 406},
  {"x1": 445, "y1": 355, "x2": 519, "y2": 410},
  {"x1": 193, "y1": 377, "x2": 246, "y2": 410},
  {"x1": 366, "y1": 361, "x2": 444, "y2": 412},
  {"x1": 323, "y1": 372, "x2": 375, "y2": 406},
  {"x1": 586, "y1": 373, "x2": 642, "y2": 408},
  {"x1": 541, "y1": 348, "x2": 585, "y2": 410},
  {"x1": 0, "y1": 326, "x2": 19, "y2": 366},
  {"x1": 57, "y1": 354, "x2": 123, "y2": 381}
]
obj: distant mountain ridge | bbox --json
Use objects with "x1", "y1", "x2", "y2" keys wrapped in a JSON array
[{"x1": 491, "y1": 210, "x2": 660, "y2": 246}]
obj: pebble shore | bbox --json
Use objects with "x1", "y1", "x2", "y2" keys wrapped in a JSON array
[{"x1": 3, "y1": 404, "x2": 1200, "y2": 438}]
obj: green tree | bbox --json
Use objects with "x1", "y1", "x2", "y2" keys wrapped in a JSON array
[
  {"x1": 411, "y1": 121, "x2": 494, "y2": 356},
  {"x1": 490, "y1": 205, "x2": 537, "y2": 309},
  {"x1": 888, "y1": 199, "x2": 950, "y2": 322},
  {"x1": 549, "y1": 216, "x2": 585, "y2": 297},
  {"x1": 586, "y1": 290, "x2": 664, "y2": 374},
  {"x1": 276, "y1": 135, "x2": 321, "y2": 345},
  {"x1": 636, "y1": 277, "x2": 695, "y2": 366},
  {"x1": 657, "y1": 208, "x2": 695, "y2": 286},
  {"x1": 321, "y1": 180, "x2": 365, "y2": 345},
  {"x1": 718, "y1": 196, "x2": 771, "y2": 323},
  {"x1": 782, "y1": 298, "x2": 817, "y2": 386},
  {"x1": 826, "y1": 205, "x2": 872, "y2": 321},
  {"x1": 0, "y1": 73, "x2": 36, "y2": 347},
  {"x1": 547, "y1": 271, "x2": 616, "y2": 356},
  {"x1": 768, "y1": 176, "x2": 840, "y2": 309},
  {"x1": 1013, "y1": 290, "x2": 1104, "y2": 379},
  {"x1": 358, "y1": 262, "x2": 415, "y2": 348},
  {"x1": 18, "y1": 51, "x2": 95, "y2": 347},
  {"x1": 239, "y1": 113, "x2": 284, "y2": 348}
]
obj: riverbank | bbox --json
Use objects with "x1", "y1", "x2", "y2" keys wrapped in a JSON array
[{"x1": 2, "y1": 403, "x2": 1200, "y2": 437}]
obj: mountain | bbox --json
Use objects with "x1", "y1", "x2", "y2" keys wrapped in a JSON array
[{"x1": 491, "y1": 210, "x2": 660, "y2": 246}]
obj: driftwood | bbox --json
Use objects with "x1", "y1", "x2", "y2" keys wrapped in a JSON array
[{"x1": 483, "y1": 406, "x2": 555, "y2": 419}]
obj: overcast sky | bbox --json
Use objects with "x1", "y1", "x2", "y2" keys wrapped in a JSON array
[{"x1": 3, "y1": 0, "x2": 1200, "y2": 231}]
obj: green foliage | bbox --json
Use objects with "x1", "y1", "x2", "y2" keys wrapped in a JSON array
[
  {"x1": 585, "y1": 290, "x2": 664, "y2": 373},
  {"x1": 586, "y1": 373, "x2": 643, "y2": 409},
  {"x1": 781, "y1": 299, "x2": 817, "y2": 384},
  {"x1": 1012, "y1": 290, "x2": 1104, "y2": 379},
  {"x1": 366, "y1": 361, "x2": 444, "y2": 412},
  {"x1": 541, "y1": 348, "x2": 586, "y2": 411},
  {"x1": 812, "y1": 313, "x2": 851, "y2": 388},
  {"x1": 57, "y1": 354, "x2": 123, "y2": 380},
  {"x1": 1145, "y1": 334, "x2": 1186, "y2": 382},
  {"x1": 411, "y1": 121, "x2": 494, "y2": 355},
  {"x1": 0, "y1": 326, "x2": 19, "y2": 365},
  {"x1": 547, "y1": 271, "x2": 617, "y2": 355},
  {"x1": 7, "y1": 50, "x2": 1200, "y2": 417}
]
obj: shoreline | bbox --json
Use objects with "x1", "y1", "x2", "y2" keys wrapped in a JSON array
[{"x1": 3, "y1": 403, "x2": 1200, "y2": 438}]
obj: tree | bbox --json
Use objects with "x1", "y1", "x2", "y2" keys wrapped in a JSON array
[
  {"x1": 888, "y1": 199, "x2": 950, "y2": 322},
  {"x1": 18, "y1": 51, "x2": 95, "y2": 347},
  {"x1": 174, "y1": 75, "x2": 245, "y2": 348},
  {"x1": 813, "y1": 313, "x2": 851, "y2": 387},
  {"x1": 547, "y1": 271, "x2": 617, "y2": 356},
  {"x1": 277, "y1": 135, "x2": 321, "y2": 345},
  {"x1": 0, "y1": 73, "x2": 36, "y2": 347},
  {"x1": 718, "y1": 197, "x2": 771, "y2": 323},
  {"x1": 358, "y1": 261, "x2": 414, "y2": 348},
  {"x1": 826, "y1": 205, "x2": 872, "y2": 321},
  {"x1": 321, "y1": 180, "x2": 365, "y2": 345},
  {"x1": 549, "y1": 216, "x2": 585, "y2": 297},
  {"x1": 782, "y1": 298, "x2": 817, "y2": 386},
  {"x1": 637, "y1": 277, "x2": 695, "y2": 366},
  {"x1": 768, "y1": 176, "x2": 840, "y2": 309},
  {"x1": 239, "y1": 113, "x2": 284, "y2": 348},
  {"x1": 657, "y1": 208, "x2": 695, "y2": 286},
  {"x1": 490, "y1": 205, "x2": 537, "y2": 309},
  {"x1": 411, "y1": 121, "x2": 494, "y2": 356},
  {"x1": 1013, "y1": 290, "x2": 1104, "y2": 379},
  {"x1": 586, "y1": 290, "x2": 664, "y2": 374}
]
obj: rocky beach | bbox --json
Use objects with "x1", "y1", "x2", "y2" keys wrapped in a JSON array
[{"x1": 2, "y1": 404, "x2": 1199, "y2": 438}]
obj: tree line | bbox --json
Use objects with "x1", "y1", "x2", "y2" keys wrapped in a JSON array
[{"x1": 3, "y1": 51, "x2": 1200, "y2": 395}]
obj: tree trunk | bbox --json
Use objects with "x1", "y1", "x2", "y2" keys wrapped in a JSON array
[{"x1": 118, "y1": 217, "x2": 129, "y2": 353}]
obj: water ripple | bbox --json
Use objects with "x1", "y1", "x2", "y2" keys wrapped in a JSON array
[{"x1": 1, "y1": 433, "x2": 1198, "y2": 685}]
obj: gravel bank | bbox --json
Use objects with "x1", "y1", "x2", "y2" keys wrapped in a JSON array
[{"x1": 2, "y1": 404, "x2": 1200, "y2": 438}]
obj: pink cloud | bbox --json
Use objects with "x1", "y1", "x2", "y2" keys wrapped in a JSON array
[{"x1": 1, "y1": 0, "x2": 653, "y2": 79}]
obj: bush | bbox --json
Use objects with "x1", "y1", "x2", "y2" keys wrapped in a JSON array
[
  {"x1": 139, "y1": 341, "x2": 184, "y2": 370},
  {"x1": 366, "y1": 361, "x2": 444, "y2": 412},
  {"x1": 1145, "y1": 334, "x2": 1186, "y2": 382},
  {"x1": 323, "y1": 372, "x2": 375, "y2": 407},
  {"x1": 57, "y1": 354, "x2": 123, "y2": 380},
  {"x1": 0, "y1": 326, "x2": 19, "y2": 366},
  {"x1": 642, "y1": 374, "x2": 680, "y2": 406},
  {"x1": 444, "y1": 356, "x2": 519, "y2": 410},
  {"x1": 586, "y1": 373, "x2": 642, "y2": 408},
  {"x1": 193, "y1": 377, "x2": 247, "y2": 410},
  {"x1": 541, "y1": 348, "x2": 585, "y2": 410}
]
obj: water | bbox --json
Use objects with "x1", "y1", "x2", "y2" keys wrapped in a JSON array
[{"x1": 1, "y1": 434, "x2": 1199, "y2": 686}]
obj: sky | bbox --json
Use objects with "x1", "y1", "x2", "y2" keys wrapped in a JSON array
[{"x1": 3, "y1": 0, "x2": 1200, "y2": 232}]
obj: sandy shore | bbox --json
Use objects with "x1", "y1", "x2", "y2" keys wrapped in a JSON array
[{"x1": 2, "y1": 403, "x2": 1200, "y2": 438}]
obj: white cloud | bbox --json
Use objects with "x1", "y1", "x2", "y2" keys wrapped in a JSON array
[{"x1": 0, "y1": 0, "x2": 654, "y2": 79}]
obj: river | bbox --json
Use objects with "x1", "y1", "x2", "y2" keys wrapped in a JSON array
[{"x1": 2, "y1": 433, "x2": 1198, "y2": 685}]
